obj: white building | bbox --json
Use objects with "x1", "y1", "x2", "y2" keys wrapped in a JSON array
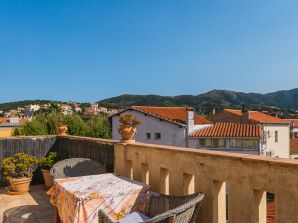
[
  {"x1": 111, "y1": 106, "x2": 211, "y2": 147},
  {"x1": 24, "y1": 104, "x2": 41, "y2": 117},
  {"x1": 206, "y1": 109, "x2": 291, "y2": 158},
  {"x1": 60, "y1": 104, "x2": 73, "y2": 116}
]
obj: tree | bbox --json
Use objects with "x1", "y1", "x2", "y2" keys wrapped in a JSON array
[
  {"x1": 13, "y1": 112, "x2": 112, "y2": 139},
  {"x1": 86, "y1": 115, "x2": 111, "y2": 139}
]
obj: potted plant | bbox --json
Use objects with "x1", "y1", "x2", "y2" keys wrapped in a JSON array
[
  {"x1": 118, "y1": 114, "x2": 141, "y2": 141},
  {"x1": 1, "y1": 152, "x2": 38, "y2": 194},
  {"x1": 39, "y1": 152, "x2": 59, "y2": 188},
  {"x1": 58, "y1": 125, "x2": 68, "y2": 135}
]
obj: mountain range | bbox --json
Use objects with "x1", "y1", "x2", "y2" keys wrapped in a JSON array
[
  {"x1": 98, "y1": 88, "x2": 298, "y2": 111},
  {"x1": 1, "y1": 88, "x2": 298, "y2": 112}
]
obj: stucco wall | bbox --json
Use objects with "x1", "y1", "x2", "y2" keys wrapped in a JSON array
[
  {"x1": 115, "y1": 142, "x2": 298, "y2": 223},
  {"x1": 262, "y1": 124, "x2": 290, "y2": 158},
  {"x1": 0, "y1": 128, "x2": 14, "y2": 137},
  {"x1": 112, "y1": 110, "x2": 187, "y2": 147}
]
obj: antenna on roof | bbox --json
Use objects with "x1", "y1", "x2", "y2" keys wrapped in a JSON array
[{"x1": 242, "y1": 104, "x2": 246, "y2": 113}]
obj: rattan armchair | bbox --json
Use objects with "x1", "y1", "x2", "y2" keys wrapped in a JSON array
[
  {"x1": 98, "y1": 192, "x2": 204, "y2": 223},
  {"x1": 50, "y1": 158, "x2": 106, "y2": 179}
]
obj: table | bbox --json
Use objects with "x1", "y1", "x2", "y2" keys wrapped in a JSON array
[{"x1": 47, "y1": 173, "x2": 150, "y2": 223}]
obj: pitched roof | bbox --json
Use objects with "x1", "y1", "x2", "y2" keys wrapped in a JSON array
[
  {"x1": 224, "y1": 109, "x2": 289, "y2": 123},
  {"x1": 290, "y1": 138, "x2": 298, "y2": 154},
  {"x1": 284, "y1": 119, "x2": 298, "y2": 127},
  {"x1": 0, "y1": 118, "x2": 29, "y2": 125},
  {"x1": 131, "y1": 106, "x2": 211, "y2": 125},
  {"x1": 190, "y1": 122, "x2": 261, "y2": 138}
]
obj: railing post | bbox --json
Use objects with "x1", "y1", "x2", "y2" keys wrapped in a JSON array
[
  {"x1": 114, "y1": 143, "x2": 126, "y2": 176},
  {"x1": 253, "y1": 190, "x2": 266, "y2": 223},
  {"x1": 212, "y1": 180, "x2": 226, "y2": 223}
]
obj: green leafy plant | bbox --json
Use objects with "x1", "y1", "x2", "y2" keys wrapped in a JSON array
[
  {"x1": 118, "y1": 114, "x2": 141, "y2": 127},
  {"x1": 1, "y1": 152, "x2": 38, "y2": 179},
  {"x1": 39, "y1": 152, "x2": 59, "y2": 170}
]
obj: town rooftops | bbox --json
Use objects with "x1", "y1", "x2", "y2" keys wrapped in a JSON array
[
  {"x1": 219, "y1": 109, "x2": 290, "y2": 124},
  {"x1": 111, "y1": 106, "x2": 211, "y2": 126},
  {"x1": 284, "y1": 119, "x2": 298, "y2": 127},
  {"x1": 132, "y1": 106, "x2": 211, "y2": 125},
  {"x1": 190, "y1": 122, "x2": 261, "y2": 138},
  {"x1": 0, "y1": 117, "x2": 29, "y2": 126}
]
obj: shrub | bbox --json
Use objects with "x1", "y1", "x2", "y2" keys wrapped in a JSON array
[
  {"x1": 118, "y1": 114, "x2": 141, "y2": 127},
  {"x1": 39, "y1": 152, "x2": 59, "y2": 170},
  {"x1": 1, "y1": 152, "x2": 38, "y2": 179}
]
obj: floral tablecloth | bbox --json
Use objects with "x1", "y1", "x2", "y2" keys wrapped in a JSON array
[{"x1": 47, "y1": 173, "x2": 150, "y2": 223}]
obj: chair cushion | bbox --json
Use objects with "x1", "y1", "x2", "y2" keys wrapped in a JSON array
[{"x1": 120, "y1": 212, "x2": 150, "y2": 223}]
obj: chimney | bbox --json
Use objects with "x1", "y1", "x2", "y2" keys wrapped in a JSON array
[
  {"x1": 241, "y1": 105, "x2": 249, "y2": 123},
  {"x1": 186, "y1": 107, "x2": 195, "y2": 134},
  {"x1": 212, "y1": 108, "x2": 216, "y2": 115}
]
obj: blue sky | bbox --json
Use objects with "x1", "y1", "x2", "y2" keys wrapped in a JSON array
[{"x1": 1, "y1": 1, "x2": 298, "y2": 102}]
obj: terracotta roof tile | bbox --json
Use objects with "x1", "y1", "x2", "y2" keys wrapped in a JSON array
[
  {"x1": 132, "y1": 106, "x2": 211, "y2": 125},
  {"x1": 191, "y1": 122, "x2": 261, "y2": 138},
  {"x1": 285, "y1": 119, "x2": 298, "y2": 127},
  {"x1": 224, "y1": 109, "x2": 290, "y2": 123}
]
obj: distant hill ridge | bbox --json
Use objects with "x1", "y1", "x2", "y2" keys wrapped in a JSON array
[
  {"x1": 98, "y1": 88, "x2": 298, "y2": 110},
  {"x1": 1, "y1": 88, "x2": 298, "y2": 112}
]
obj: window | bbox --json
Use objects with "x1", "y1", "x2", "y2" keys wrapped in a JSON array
[
  {"x1": 146, "y1": 133, "x2": 151, "y2": 139},
  {"x1": 229, "y1": 139, "x2": 243, "y2": 148},
  {"x1": 275, "y1": 131, "x2": 278, "y2": 143},
  {"x1": 199, "y1": 139, "x2": 206, "y2": 147},
  {"x1": 155, "y1": 132, "x2": 161, "y2": 140},
  {"x1": 199, "y1": 139, "x2": 212, "y2": 148},
  {"x1": 212, "y1": 139, "x2": 226, "y2": 148},
  {"x1": 243, "y1": 139, "x2": 258, "y2": 149}
]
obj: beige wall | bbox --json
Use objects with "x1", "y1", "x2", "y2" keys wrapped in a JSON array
[
  {"x1": 115, "y1": 142, "x2": 298, "y2": 223},
  {"x1": 0, "y1": 128, "x2": 14, "y2": 137}
]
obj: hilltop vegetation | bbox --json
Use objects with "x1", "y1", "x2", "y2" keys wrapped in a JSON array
[
  {"x1": 0, "y1": 100, "x2": 59, "y2": 111},
  {"x1": 98, "y1": 88, "x2": 298, "y2": 112}
]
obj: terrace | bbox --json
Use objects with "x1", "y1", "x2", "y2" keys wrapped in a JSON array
[{"x1": 0, "y1": 135, "x2": 297, "y2": 223}]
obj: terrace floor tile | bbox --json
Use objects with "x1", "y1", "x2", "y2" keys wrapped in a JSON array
[{"x1": 0, "y1": 185, "x2": 54, "y2": 223}]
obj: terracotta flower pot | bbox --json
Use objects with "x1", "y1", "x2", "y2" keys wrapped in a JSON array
[
  {"x1": 9, "y1": 177, "x2": 32, "y2": 194},
  {"x1": 41, "y1": 169, "x2": 54, "y2": 188},
  {"x1": 119, "y1": 125, "x2": 137, "y2": 140},
  {"x1": 58, "y1": 125, "x2": 68, "y2": 136}
]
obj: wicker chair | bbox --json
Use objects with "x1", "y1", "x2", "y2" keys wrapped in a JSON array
[
  {"x1": 50, "y1": 158, "x2": 106, "y2": 179},
  {"x1": 98, "y1": 192, "x2": 204, "y2": 223}
]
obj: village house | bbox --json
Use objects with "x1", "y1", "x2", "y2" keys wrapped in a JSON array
[
  {"x1": 0, "y1": 117, "x2": 30, "y2": 137},
  {"x1": 188, "y1": 122, "x2": 262, "y2": 155},
  {"x1": 111, "y1": 106, "x2": 211, "y2": 147},
  {"x1": 112, "y1": 106, "x2": 290, "y2": 158},
  {"x1": 205, "y1": 109, "x2": 291, "y2": 158}
]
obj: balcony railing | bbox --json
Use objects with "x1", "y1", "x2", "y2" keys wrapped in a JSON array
[{"x1": 1, "y1": 135, "x2": 298, "y2": 223}]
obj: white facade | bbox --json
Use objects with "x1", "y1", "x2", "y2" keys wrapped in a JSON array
[
  {"x1": 260, "y1": 123, "x2": 290, "y2": 158},
  {"x1": 112, "y1": 110, "x2": 188, "y2": 147}
]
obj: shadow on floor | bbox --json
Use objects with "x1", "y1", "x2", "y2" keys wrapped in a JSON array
[{"x1": 1, "y1": 185, "x2": 54, "y2": 223}]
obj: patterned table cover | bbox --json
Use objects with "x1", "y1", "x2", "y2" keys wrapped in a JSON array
[{"x1": 47, "y1": 173, "x2": 150, "y2": 223}]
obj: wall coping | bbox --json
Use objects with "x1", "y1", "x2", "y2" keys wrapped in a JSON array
[
  {"x1": 58, "y1": 135, "x2": 117, "y2": 145},
  {"x1": 0, "y1": 135, "x2": 57, "y2": 140},
  {"x1": 1, "y1": 135, "x2": 297, "y2": 168},
  {"x1": 126, "y1": 141, "x2": 298, "y2": 167}
]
